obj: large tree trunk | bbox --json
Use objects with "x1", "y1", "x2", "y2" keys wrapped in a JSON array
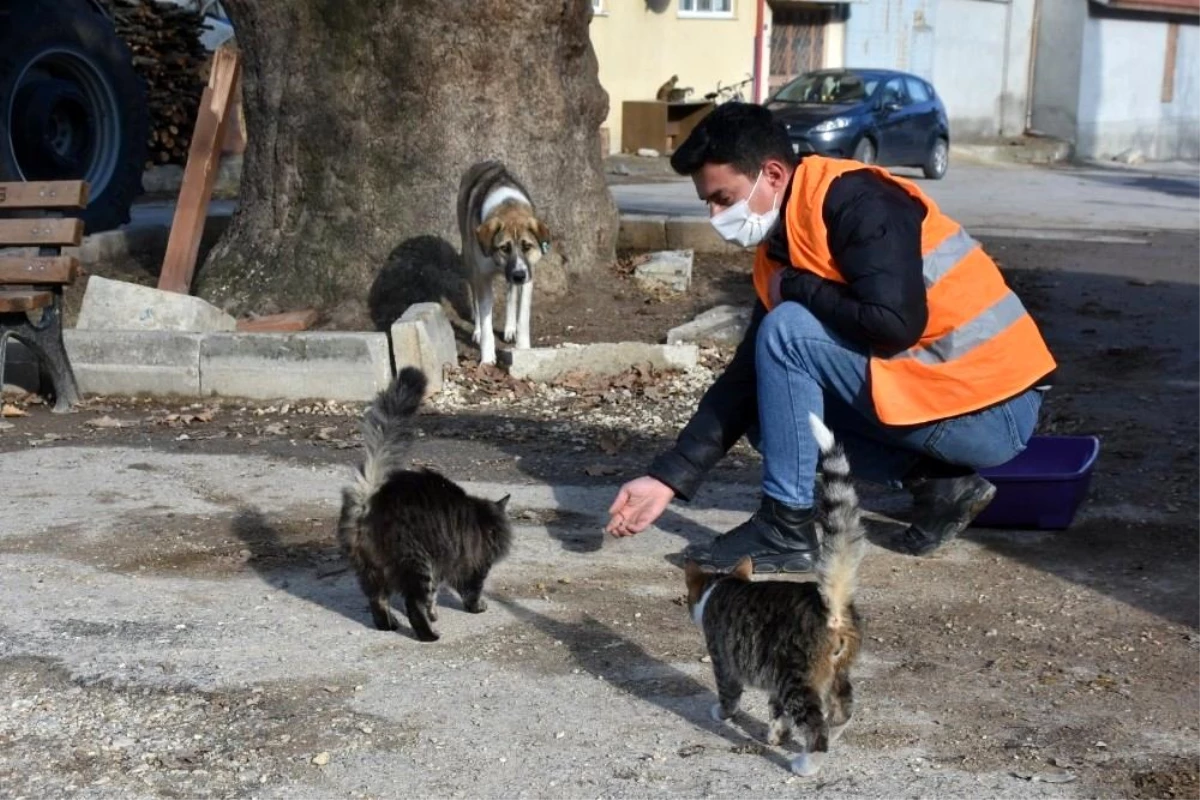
[{"x1": 197, "y1": 0, "x2": 616, "y2": 323}]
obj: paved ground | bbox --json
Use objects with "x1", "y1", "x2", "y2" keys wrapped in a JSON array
[
  {"x1": 1, "y1": 162, "x2": 1198, "y2": 798},
  {"x1": 610, "y1": 160, "x2": 1200, "y2": 237}
]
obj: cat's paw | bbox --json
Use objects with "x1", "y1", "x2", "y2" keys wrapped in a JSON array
[
  {"x1": 427, "y1": 606, "x2": 439, "y2": 622},
  {"x1": 465, "y1": 597, "x2": 488, "y2": 614},
  {"x1": 372, "y1": 612, "x2": 401, "y2": 632},
  {"x1": 790, "y1": 751, "x2": 825, "y2": 777},
  {"x1": 767, "y1": 719, "x2": 792, "y2": 746},
  {"x1": 709, "y1": 704, "x2": 733, "y2": 725},
  {"x1": 829, "y1": 722, "x2": 848, "y2": 744},
  {"x1": 503, "y1": 326, "x2": 517, "y2": 343}
]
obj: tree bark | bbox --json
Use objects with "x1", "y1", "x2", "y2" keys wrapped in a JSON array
[{"x1": 197, "y1": 0, "x2": 616, "y2": 322}]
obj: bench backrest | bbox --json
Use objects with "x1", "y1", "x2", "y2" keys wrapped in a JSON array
[{"x1": 0, "y1": 181, "x2": 88, "y2": 286}]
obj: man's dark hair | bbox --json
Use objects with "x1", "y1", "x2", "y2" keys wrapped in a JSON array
[{"x1": 669, "y1": 102, "x2": 797, "y2": 177}]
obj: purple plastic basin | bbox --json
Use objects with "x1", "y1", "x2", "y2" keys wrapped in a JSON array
[{"x1": 973, "y1": 435, "x2": 1101, "y2": 530}]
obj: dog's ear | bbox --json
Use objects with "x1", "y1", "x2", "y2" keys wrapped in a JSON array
[
  {"x1": 495, "y1": 494, "x2": 511, "y2": 512},
  {"x1": 476, "y1": 218, "x2": 502, "y2": 250},
  {"x1": 533, "y1": 219, "x2": 550, "y2": 253}
]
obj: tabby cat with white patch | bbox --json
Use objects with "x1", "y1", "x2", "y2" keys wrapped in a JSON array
[{"x1": 685, "y1": 413, "x2": 866, "y2": 777}]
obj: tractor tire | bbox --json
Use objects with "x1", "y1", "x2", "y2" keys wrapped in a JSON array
[{"x1": 0, "y1": 0, "x2": 149, "y2": 233}]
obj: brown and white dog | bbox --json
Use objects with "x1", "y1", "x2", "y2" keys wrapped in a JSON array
[{"x1": 457, "y1": 161, "x2": 551, "y2": 365}]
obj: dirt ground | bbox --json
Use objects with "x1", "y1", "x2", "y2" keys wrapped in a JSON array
[{"x1": 2, "y1": 226, "x2": 1198, "y2": 798}]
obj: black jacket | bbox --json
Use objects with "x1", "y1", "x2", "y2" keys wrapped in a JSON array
[{"x1": 647, "y1": 167, "x2": 933, "y2": 501}]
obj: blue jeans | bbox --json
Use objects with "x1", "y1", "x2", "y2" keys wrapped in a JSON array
[{"x1": 750, "y1": 302, "x2": 1044, "y2": 508}]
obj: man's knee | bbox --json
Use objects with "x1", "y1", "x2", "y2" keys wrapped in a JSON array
[{"x1": 756, "y1": 302, "x2": 825, "y2": 357}]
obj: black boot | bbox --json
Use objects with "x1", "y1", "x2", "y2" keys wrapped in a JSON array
[
  {"x1": 892, "y1": 472, "x2": 997, "y2": 556},
  {"x1": 686, "y1": 496, "x2": 820, "y2": 574}
]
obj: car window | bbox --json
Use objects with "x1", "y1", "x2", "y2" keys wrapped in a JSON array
[
  {"x1": 878, "y1": 78, "x2": 908, "y2": 107},
  {"x1": 773, "y1": 72, "x2": 874, "y2": 105},
  {"x1": 906, "y1": 78, "x2": 931, "y2": 103}
]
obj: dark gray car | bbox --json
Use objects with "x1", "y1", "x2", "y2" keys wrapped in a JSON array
[{"x1": 765, "y1": 68, "x2": 951, "y2": 180}]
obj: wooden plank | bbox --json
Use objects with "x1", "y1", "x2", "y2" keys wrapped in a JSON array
[
  {"x1": 236, "y1": 309, "x2": 321, "y2": 333},
  {"x1": 0, "y1": 256, "x2": 79, "y2": 285},
  {"x1": 0, "y1": 218, "x2": 83, "y2": 247},
  {"x1": 0, "y1": 289, "x2": 54, "y2": 313},
  {"x1": 158, "y1": 45, "x2": 242, "y2": 294},
  {"x1": 1163, "y1": 22, "x2": 1180, "y2": 103},
  {"x1": 0, "y1": 181, "x2": 88, "y2": 210}
]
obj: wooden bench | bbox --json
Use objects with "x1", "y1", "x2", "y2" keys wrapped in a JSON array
[{"x1": 0, "y1": 180, "x2": 86, "y2": 413}]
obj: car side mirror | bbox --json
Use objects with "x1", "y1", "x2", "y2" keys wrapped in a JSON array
[{"x1": 881, "y1": 101, "x2": 902, "y2": 113}]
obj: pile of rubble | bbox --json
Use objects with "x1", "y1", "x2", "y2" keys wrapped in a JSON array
[{"x1": 427, "y1": 348, "x2": 729, "y2": 438}]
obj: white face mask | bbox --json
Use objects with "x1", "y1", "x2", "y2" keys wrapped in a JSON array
[{"x1": 709, "y1": 171, "x2": 780, "y2": 248}]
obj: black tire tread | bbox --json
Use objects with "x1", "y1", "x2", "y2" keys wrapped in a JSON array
[{"x1": 0, "y1": 0, "x2": 148, "y2": 233}]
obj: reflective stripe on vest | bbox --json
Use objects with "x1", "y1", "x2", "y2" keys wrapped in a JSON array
[
  {"x1": 894, "y1": 290, "x2": 1028, "y2": 366},
  {"x1": 922, "y1": 227, "x2": 979, "y2": 288}
]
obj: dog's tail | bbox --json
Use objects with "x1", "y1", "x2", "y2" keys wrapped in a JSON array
[
  {"x1": 809, "y1": 413, "x2": 866, "y2": 633},
  {"x1": 339, "y1": 367, "x2": 427, "y2": 535}
]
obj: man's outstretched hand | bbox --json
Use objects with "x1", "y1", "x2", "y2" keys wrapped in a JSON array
[{"x1": 605, "y1": 476, "x2": 675, "y2": 537}]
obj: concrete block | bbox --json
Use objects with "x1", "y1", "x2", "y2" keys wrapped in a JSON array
[
  {"x1": 617, "y1": 215, "x2": 668, "y2": 251},
  {"x1": 63, "y1": 330, "x2": 203, "y2": 396},
  {"x1": 76, "y1": 276, "x2": 237, "y2": 333},
  {"x1": 213, "y1": 153, "x2": 243, "y2": 200},
  {"x1": 140, "y1": 155, "x2": 241, "y2": 199},
  {"x1": 389, "y1": 320, "x2": 443, "y2": 395},
  {"x1": 501, "y1": 342, "x2": 698, "y2": 382},
  {"x1": 667, "y1": 304, "x2": 752, "y2": 346},
  {"x1": 634, "y1": 249, "x2": 693, "y2": 293},
  {"x1": 141, "y1": 164, "x2": 185, "y2": 195},
  {"x1": 398, "y1": 302, "x2": 457, "y2": 370},
  {"x1": 665, "y1": 219, "x2": 744, "y2": 254},
  {"x1": 200, "y1": 333, "x2": 392, "y2": 402}
]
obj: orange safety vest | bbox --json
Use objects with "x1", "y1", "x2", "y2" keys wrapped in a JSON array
[{"x1": 753, "y1": 155, "x2": 1056, "y2": 426}]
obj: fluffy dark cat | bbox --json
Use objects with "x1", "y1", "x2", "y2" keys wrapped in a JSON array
[
  {"x1": 338, "y1": 367, "x2": 513, "y2": 642},
  {"x1": 685, "y1": 413, "x2": 866, "y2": 777}
]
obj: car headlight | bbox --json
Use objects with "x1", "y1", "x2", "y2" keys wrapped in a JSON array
[{"x1": 811, "y1": 117, "x2": 852, "y2": 133}]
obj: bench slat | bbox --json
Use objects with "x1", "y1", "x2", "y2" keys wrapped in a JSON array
[
  {"x1": 0, "y1": 289, "x2": 54, "y2": 313},
  {"x1": 0, "y1": 181, "x2": 88, "y2": 209},
  {"x1": 0, "y1": 256, "x2": 79, "y2": 285},
  {"x1": 0, "y1": 218, "x2": 83, "y2": 247}
]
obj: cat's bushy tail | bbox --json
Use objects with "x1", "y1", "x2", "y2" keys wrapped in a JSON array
[
  {"x1": 339, "y1": 367, "x2": 427, "y2": 540},
  {"x1": 808, "y1": 413, "x2": 866, "y2": 632}
]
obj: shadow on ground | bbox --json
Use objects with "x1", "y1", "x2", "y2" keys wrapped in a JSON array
[{"x1": 493, "y1": 595, "x2": 795, "y2": 771}]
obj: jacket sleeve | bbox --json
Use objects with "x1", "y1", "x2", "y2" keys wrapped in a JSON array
[
  {"x1": 776, "y1": 169, "x2": 928, "y2": 356},
  {"x1": 646, "y1": 302, "x2": 765, "y2": 501}
]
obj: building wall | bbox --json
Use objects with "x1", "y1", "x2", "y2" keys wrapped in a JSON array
[
  {"x1": 843, "y1": 0, "x2": 1035, "y2": 140},
  {"x1": 823, "y1": 13, "x2": 848, "y2": 67},
  {"x1": 930, "y1": 0, "x2": 1010, "y2": 139},
  {"x1": 1029, "y1": 0, "x2": 1089, "y2": 142},
  {"x1": 590, "y1": 0, "x2": 760, "y2": 153},
  {"x1": 843, "y1": 0, "x2": 933, "y2": 72},
  {"x1": 1076, "y1": 12, "x2": 1200, "y2": 160}
]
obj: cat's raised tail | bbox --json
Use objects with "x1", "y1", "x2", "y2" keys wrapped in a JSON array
[
  {"x1": 341, "y1": 367, "x2": 428, "y2": 529},
  {"x1": 808, "y1": 413, "x2": 867, "y2": 633}
]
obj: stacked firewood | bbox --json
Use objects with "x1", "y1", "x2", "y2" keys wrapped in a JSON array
[{"x1": 100, "y1": 0, "x2": 210, "y2": 167}]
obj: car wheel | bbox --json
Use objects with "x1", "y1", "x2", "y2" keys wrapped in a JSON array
[
  {"x1": 852, "y1": 137, "x2": 876, "y2": 165},
  {"x1": 923, "y1": 137, "x2": 949, "y2": 180}
]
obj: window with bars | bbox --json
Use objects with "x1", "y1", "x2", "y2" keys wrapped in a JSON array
[{"x1": 679, "y1": 0, "x2": 734, "y2": 18}]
